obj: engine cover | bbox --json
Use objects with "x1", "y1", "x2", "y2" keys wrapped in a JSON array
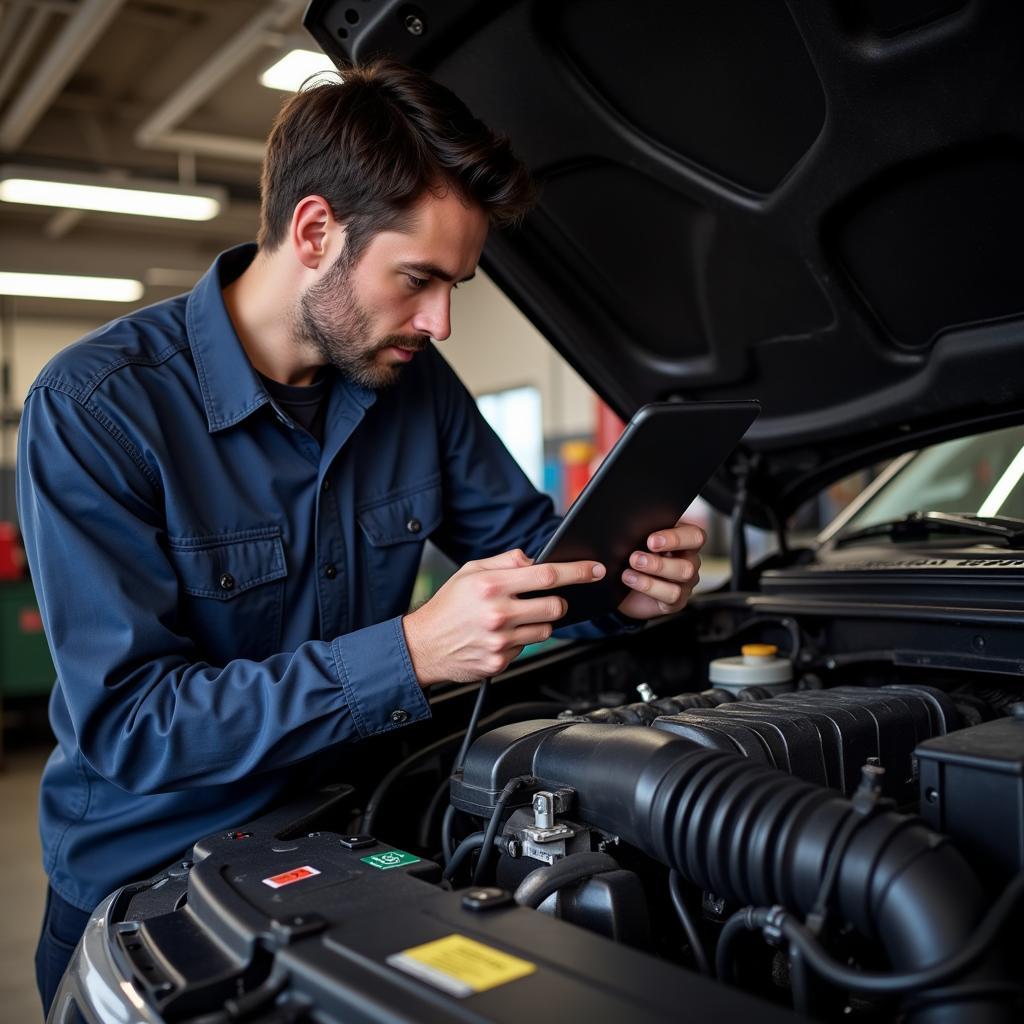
[{"x1": 652, "y1": 684, "x2": 958, "y2": 800}]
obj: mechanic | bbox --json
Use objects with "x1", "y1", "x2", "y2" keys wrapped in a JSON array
[{"x1": 19, "y1": 59, "x2": 706, "y2": 1014}]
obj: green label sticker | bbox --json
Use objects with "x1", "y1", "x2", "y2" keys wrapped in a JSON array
[{"x1": 361, "y1": 849, "x2": 421, "y2": 870}]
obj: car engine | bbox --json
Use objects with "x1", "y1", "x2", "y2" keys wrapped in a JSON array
[
  {"x1": 439, "y1": 644, "x2": 1022, "y2": 1024},
  {"x1": 52, "y1": 596, "x2": 1024, "y2": 1024}
]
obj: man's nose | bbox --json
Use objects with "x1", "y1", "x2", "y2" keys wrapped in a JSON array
[{"x1": 411, "y1": 292, "x2": 452, "y2": 341}]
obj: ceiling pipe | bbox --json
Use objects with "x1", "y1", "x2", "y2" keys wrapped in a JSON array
[
  {"x1": 0, "y1": 6, "x2": 48, "y2": 111},
  {"x1": 0, "y1": 3, "x2": 27, "y2": 65},
  {"x1": 0, "y1": 0, "x2": 127, "y2": 151},
  {"x1": 3, "y1": 0, "x2": 76, "y2": 11},
  {"x1": 139, "y1": 128, "x2": 266, "y2": 165},
  {"x1": 134, "y1": 0, "x2": 307, "y2": 165}
]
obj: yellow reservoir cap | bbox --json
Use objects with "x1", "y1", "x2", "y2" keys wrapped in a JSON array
[
  {"x1": 741, "y1": 643, "x2": 778, "y2": 658},
  {"x1": 710, "y1": 644, "x2": 793, "y2": 689}
]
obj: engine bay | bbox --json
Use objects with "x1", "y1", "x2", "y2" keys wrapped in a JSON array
[{"x1": 53, "y1": 585, "x2": 1024, "y2": 1024}]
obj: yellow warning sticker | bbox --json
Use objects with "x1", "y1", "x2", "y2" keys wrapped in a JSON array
[{"x1": 386, "y1": 934, "x2": 536, "y2": 998}]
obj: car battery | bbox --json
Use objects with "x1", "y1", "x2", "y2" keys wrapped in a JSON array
[
  {"x1": 91, "y1": 813, "x2": 801, "y2": 1024},
  {"x1": 916, "y1": 707, "x2": 1024, "y2": 882}
]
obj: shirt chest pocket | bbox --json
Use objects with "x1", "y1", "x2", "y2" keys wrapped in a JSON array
[
  {"x1": 166, "y1": 526, "x2": 287, "y2": 664},
  {"x1": 357, "y1": 482, "x2": 443, "y2": 621}
]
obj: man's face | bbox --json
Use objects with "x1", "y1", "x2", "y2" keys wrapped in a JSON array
[{"x1": 296, "y1": 189, "x2": 488, "y2": 388}]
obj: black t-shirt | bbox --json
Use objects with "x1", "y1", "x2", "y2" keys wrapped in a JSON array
[{"x1": 261, "y1": 372, "x2": 330, "y2": 446}]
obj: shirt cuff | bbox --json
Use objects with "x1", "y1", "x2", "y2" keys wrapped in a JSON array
[{"x1": 330, "y1": 616, "x2": 432, "y2": 738}]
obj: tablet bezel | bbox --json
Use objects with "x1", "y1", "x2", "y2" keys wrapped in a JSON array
[{"x1": 524, "y1": 400, "x2": 760, "y2": 626}]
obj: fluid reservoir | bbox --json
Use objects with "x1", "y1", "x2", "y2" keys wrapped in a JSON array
[{"x1": 709, "y1": 644, "x2": 793, "y2": 695}]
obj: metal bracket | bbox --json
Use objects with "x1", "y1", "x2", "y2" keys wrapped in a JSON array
[{"x1": 531, "y1": 788, "x2": 574, "y2": 829}]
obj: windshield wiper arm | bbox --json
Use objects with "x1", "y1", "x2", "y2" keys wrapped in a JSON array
[{"x1": 835, "y1": 511, "x2": 1024, "y2": 549}]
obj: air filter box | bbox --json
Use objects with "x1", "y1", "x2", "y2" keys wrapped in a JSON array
[{"x1": 916, "y1": 709, "x2": 1024, "y2": 882}]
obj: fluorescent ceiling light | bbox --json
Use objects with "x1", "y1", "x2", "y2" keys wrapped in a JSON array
[
  {"x1": 0, "y1": 272, "x2": 143, "y2": 302},
  {"x1": 0, "y1": 166, "x2": 224, "y2": 221},
  {"x1": 260, "y1": 49, "x2": 339, "y2": 92}
]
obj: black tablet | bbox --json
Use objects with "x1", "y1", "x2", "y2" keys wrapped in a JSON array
[{"x1": 524, "y1": 400, "x2": 760, "y2": 625}]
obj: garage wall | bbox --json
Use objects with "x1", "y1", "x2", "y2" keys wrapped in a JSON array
[
  {"x1": 443, "y1": 272, "x2": 595, "y2": 437},
  {"x1": 1, "y1": 319, "x2": 102, "y2": 518},
  {"x1": 8, "y1": 319, "x2": 101, "y2": 412}
]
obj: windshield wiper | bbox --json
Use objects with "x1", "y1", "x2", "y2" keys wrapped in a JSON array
[{"x1": 834, "y1": 511, "x2": 1024, "y2": 549}]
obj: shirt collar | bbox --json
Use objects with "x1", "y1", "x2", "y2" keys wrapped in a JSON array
[
  {"x1": 186, "y1": 242, "x2": 272, "y2": 433},
  {"x1": 186, "y1": 242, "x2": 378, "y2": 433}
]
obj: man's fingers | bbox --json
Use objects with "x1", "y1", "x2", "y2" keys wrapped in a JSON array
[
  {"x1": 647, "y1": 522, "x2": 706, "y2": 553},
  {"x1": 623, "y1": 549, "x2": 701, "y2": 608},
  {"x1": 470, "y1": 548, "x2": 534, "y2": 571},
  {"x1": 510, "y1": 623, "x2": 555, "y2": 646},
  {"x1": 622, "y1": 568, "x2": 685, "y2": 603},
  {"x1": 495, "y1": 559, "x2": 605, "y2": 597},
  {"x1": 505, "y1": 595, "x2": 569, "y2": 626},
  {"x1": 628, "y1": 550, "x2": 700, "y2": 583}
]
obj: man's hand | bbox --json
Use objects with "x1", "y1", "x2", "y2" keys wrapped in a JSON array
[
  {"x1": 402, "y1": 548, "x2": 605, "y2": 685},
  {"x1": 617, "y1": 519, "x2": 705, "y2": 621}
]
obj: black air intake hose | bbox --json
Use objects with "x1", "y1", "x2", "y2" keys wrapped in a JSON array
[{"x1": 453, "y1": 721, "x2": 1008, "y2": 1024}]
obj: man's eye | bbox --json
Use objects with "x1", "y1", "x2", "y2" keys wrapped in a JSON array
[{"x1": 406, "y1": 275, "x2": 428, "y2": 290}]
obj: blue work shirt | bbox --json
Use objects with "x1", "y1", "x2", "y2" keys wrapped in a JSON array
[{"x1": 18, "y1": 244, "x2": 624, "y2": 912}]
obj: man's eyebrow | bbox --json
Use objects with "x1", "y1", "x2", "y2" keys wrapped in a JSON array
[{"x1": 400, "y1": 261, "x2": 476, "y2": 284}]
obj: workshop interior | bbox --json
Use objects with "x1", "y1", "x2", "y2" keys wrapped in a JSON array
[{"x1": 2, "y1": 1, "x2": 1024, "y2": 1022}]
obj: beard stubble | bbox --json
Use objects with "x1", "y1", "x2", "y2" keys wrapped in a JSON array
[{"x1": 296, "y1": 251, "x2": 429, "y2": 389}]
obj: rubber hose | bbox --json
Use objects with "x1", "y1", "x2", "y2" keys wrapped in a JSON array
[
  {"x1": 513, "y1": 852, "x2": 621, "y2": 909},
  {"x1": 442, "y1": 831, "x2": 486, "y2": 883},
  {"x1": 417, "y1": 773, "x2": 454, "y2": 851},
  {"x1": 452, "y1": 678, "x2": 491, "y2": 776},
  {"x1": 361, "y1": 700, "x2": 563, "y2": 834},
  {"x1": 669, "y1": 870, "x2": 711, "y2": 976},
  {"x1": 716, "y1": 878, "x2": 1024, "y2": 999},
  {"x1": 471, "y1": 775, "x2": 534, "y2": 885},
  {"x1": 441, "y1": 804, "x2": 457, "y2": 865},
  {"x1": 715, "y1": 909, "x2": 756, "y2": 983}
]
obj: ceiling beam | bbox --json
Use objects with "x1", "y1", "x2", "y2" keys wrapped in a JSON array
[
  {"x1": 134, "y1": 0, "x2": 305, "y2": 164},
  {"x1": 0, "y1": 0, "x2": 128, "y2": 151},
  {"x1": 0, "y1": 6, "x2": 49, "y2": 110}
]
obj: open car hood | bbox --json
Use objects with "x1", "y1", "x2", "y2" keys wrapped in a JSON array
[{"x1": 304, "y1": 0, "x2": 1024, "y2": 521}]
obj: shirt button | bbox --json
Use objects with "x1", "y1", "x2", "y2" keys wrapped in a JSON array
[
  {"x1": 322, "y1": 479, "x2": 330, "y2": 493},
  {"x1": 390, "y1": 709, "x2": 410, "y2": 725},
  {"x1": 406, "y1": 518, "x2": 421, "y2": 534},
  {"x1": 219, "y1": 572, "x2": 236, "y2": 591},
  {"x1": 324, "y1": 564, "x2": 337, "y2": 580}
]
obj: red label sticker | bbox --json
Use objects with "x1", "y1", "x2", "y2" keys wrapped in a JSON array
[{"x1": 262, "y1": 865, "x2": 321, "y2": 889}]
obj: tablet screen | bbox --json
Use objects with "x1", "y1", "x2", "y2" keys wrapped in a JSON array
[{"x1": 523, "y1": 400, "x2": 760, "y2": 625}]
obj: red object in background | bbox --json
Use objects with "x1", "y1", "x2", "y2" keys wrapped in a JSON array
[
  {"x1": 0, "y1": 521, "x2": 25, "y2": 580},
  {"x1": 18, "y1": 607, "x2": 43, "y2": 633},
  {"x1": 557, "y1": 401, "x2": 628, "y2": 510},
  {"x1": 561, "y1": 440, "x2": 596, "y2": 508},
  {"x1": 594, "y1": 398, "x2": 626, "y2": 459}
]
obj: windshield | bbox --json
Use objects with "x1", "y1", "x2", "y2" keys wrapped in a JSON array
[{"x1": 837, "y1": 424, "x2": 1024, "y2": 538}]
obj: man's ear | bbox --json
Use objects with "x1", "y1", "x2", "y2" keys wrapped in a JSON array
[{"x1": 290, "y1": 196, "x2": 345, "y2": 270}]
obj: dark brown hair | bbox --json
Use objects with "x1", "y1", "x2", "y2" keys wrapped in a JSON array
[{"x1": 257, "y1": 58, "x2": 536, "y2": 255}]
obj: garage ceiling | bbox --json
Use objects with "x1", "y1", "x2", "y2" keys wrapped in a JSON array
[{"x1": 0, "y1": 0, "x2": 317, "y2": 321}]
